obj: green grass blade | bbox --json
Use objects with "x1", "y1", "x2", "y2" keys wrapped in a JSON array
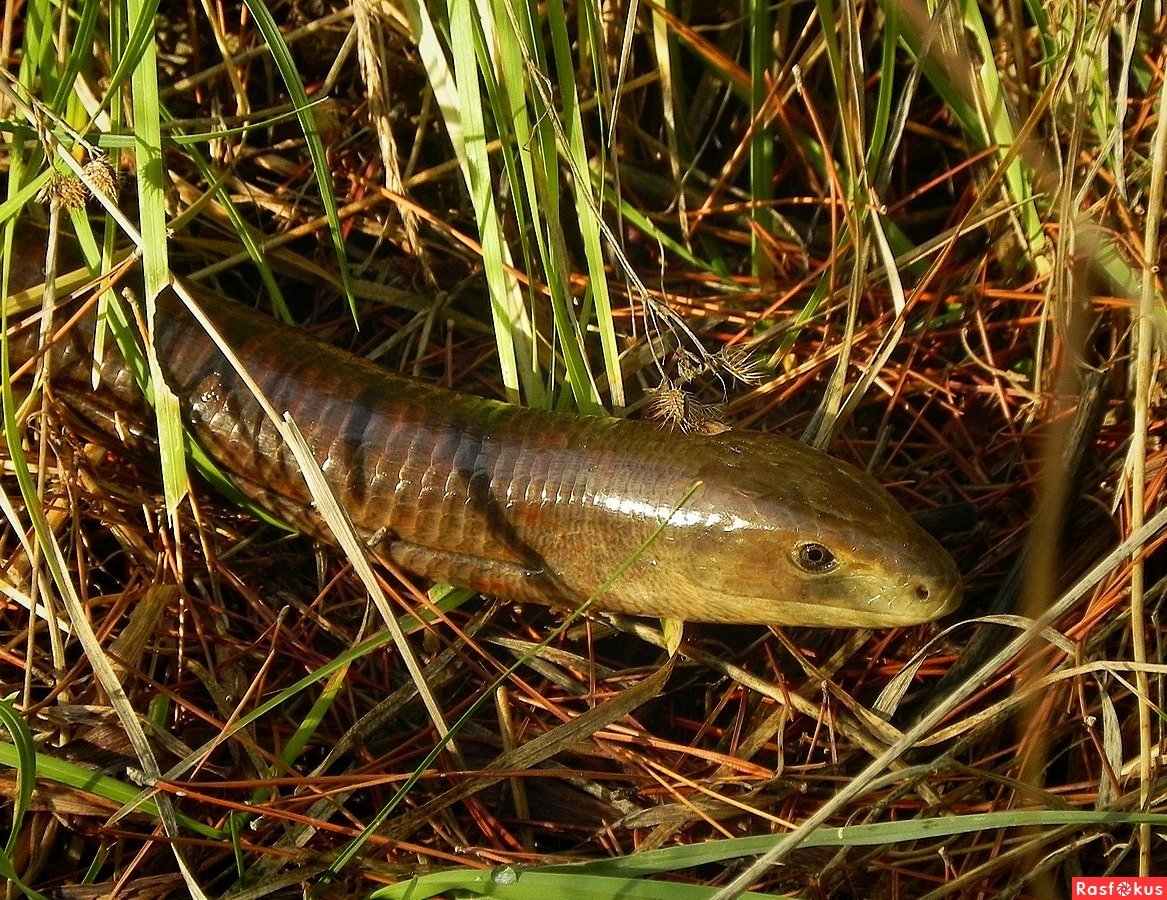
[
  {"x1": 48, "y1": 0, "x2": 102, "y2": 112},
  {"x1": 885, "y1": 0, "x2": 1049, "y2": 270},
  {"x1": 446, "y1": 0, "x2": 544, "y2": 406},
  {"x1": 545, "y1": 0, "x2": 624, "y2": 410},
  {"x1": 280, "y1": 663, "x2": 349, "y2": 768},
  {"x1": 374, "y1": 870, "x2": 782, "y2": 899},
  {"x1": 161, "y1": 108, "x2": 290, "y2": 318},
  {"x1": 867, "y1": 0, "x2": 897, "y2": 170},
  {"x1": 490, "y1": 0, "x2": 602, "y2": 413},
  {"x1": 0, "y1": 697, "x2": 37, "y2": 858},
  {"x1": 748, "y1": 0, "x2": 774, "y2": 278},
  {"x1": 240, "y1": 0, "x2": 354, "y2": 305},
  {"x1": 0, "y1": 740, "x2": 220, "y2": 840},
  {"x1": 101, "y1": 0, "x2": 162, "y2": 117},
  {"x1": 124, "y1": 0, "x2": 189, "y2": 519},
  {"x1": 546, "y1": 810, "x2": 1167, "y2": 879},
  {"x1": 593, "y1": 173, "x2": 725, "y2": 274}
]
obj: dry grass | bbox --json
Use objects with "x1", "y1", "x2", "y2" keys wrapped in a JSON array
[{"x1": 1, "y1": 1, "x2": 1166, "y2": 897}]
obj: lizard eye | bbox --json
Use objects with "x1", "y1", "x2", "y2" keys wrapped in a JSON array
[{"x1": 792, "y1": 541, "x2": 837, "y2": 574}]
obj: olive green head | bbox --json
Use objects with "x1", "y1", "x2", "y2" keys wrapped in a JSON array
[{"x1": 633, "y1": 433, "x2": 963, "y2": 628}]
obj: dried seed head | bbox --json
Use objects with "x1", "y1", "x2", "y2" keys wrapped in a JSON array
[
  {"x1": 83, "y1": 155, "x2": 119, "y2": 200},
  {"x1": 715, "y1": 346, "x2": 765, "y2": 384},
  {"x1": 675, "y1": 350, "x2": 707, "y2": 385},
  {"x1": 647, "y1": 381, "x2": 690, "y2": 428},
  {"x1": 36, "y1": 170, "x2": 87, "y2": 210},
  {"x1": 647, "y1": 380, "x2": 728, "y2": 434}
]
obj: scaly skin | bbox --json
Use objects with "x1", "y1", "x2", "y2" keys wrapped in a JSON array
[{"x1": 9, "y1": 268, "x2": 962, "y2": 627}]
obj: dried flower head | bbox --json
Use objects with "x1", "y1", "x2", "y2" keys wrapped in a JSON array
[
  {"x1": 83, "y1": 155, "x2": 119, "y2": 200},
  {"x1": 647, "y1": 380, "x2": 689, "y2": 427},
  {"x1": 36, "y1": 170, "x2": 87, "y2": 210},
  {"x1": 646, "y1": 379, "x2": 728, "y2": 434},
  {"x1": 675, "y1": 349, "x2": 707, "y2": 385},
  {"x1": 715, "y1": 346, "x2": 766, "y2": 384}
]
